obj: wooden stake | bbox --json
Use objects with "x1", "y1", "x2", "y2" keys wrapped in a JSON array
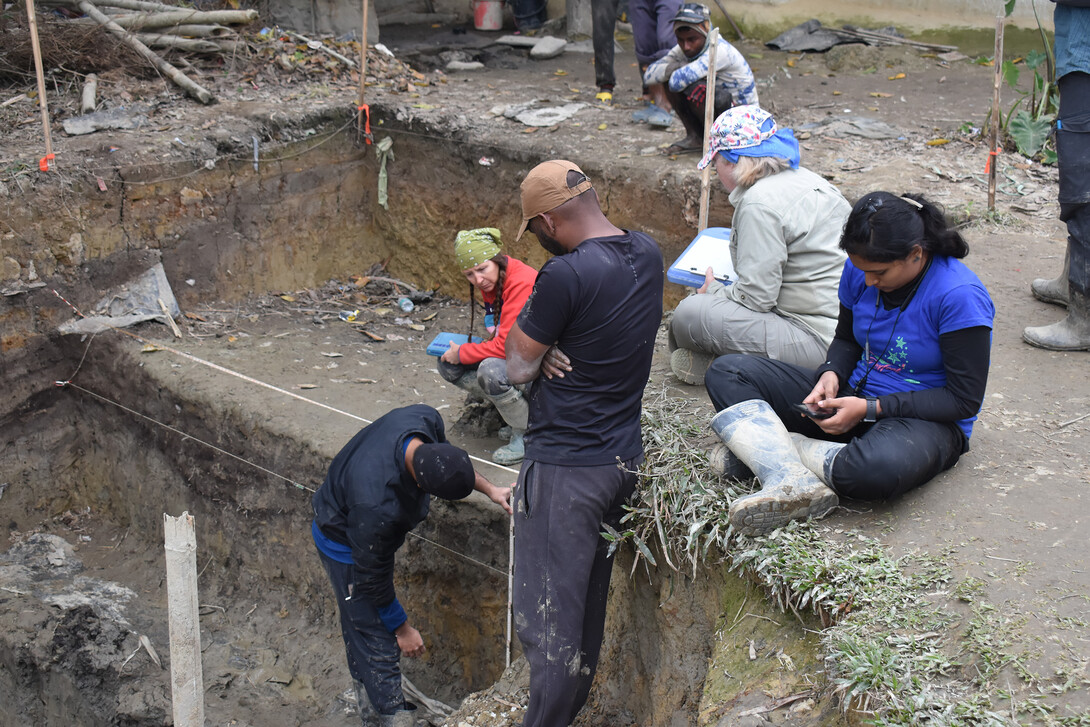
[
  {"x1": 988, "y1": 14, "x2": 1004, "y2": 213},
  {"x1": 164, "y1": 512, "x2": 204, "y2": 727},
  {"x1": 697, "y1": 28, "x2": 720, "y2": 233},
  {"x1": 24, "y1": 0, "x2": 54, "y2": 171},
  {"x1": 357, "y1": 0, "x2": 370, "y2": 141},
  {"x1": 506, "y1": 514, "x2": 513, "y2": 669}
]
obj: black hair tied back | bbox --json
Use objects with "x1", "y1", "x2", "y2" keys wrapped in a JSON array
[{"x1": 841, "y1": 191, "x2": 969, "y2": 262}]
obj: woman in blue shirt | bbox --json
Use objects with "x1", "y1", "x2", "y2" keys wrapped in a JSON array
[{"x1": 704, "y1": 192, "x2": 996, "y2": 536}]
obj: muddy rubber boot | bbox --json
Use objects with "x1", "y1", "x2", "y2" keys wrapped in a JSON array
[
  {"x1": 488, "y1": 387, "x2": 528, "y2": 465},
  {"x1": 707, "y1": 443, "x2": 754, "y2": 480},
  {"x1": 670, "y1": 347, "x2": 715, "y2": 386},
  {"x1": 1030, "y1": 248, "x2": 1070, "y2": 307},
  {"x1": 711, "y1": 399, "x2": 839, "y2": 536},
  {"x1": 1023, "y1": 290, "x2": 1090, "y2": 351},
  {"x1": 352, "y1": 680, "x2": 380, "y2": 727},
  {"x1": 788, "y1": 433, "x2": 846, "y2": 488},
  {"x1": 378, "y1": 703, "x2": 417, "y2": 727},
  {"x1": 493, "y1": 430, "x2": 525, "y2": 466}
]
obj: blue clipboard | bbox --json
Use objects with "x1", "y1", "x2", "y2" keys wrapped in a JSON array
[
  {"x1": 426, "y1": 332, "x2": 484, "y2": 356},
  {"x1": 667, "y1": 227, "x2": 736, "y2": 287}
]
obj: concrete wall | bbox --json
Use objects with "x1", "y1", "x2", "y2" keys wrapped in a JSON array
[
  {"x1": 261, "y1": 0, "x2": 1050, "y2": 48},
  {"x1": 726, "y1": 0, "x2": 1053, "y2": 33}
]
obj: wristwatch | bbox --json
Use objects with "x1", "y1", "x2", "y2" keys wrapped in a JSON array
[{"x1": 864, "y1": 396, "x2": 879, "y2": 423}]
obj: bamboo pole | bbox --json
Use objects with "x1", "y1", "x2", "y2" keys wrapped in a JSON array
[
  {"x1": 988, "y1": 15, "x2": 1004, "y2": 212},
  {"x1": 24, "y1": 0, "x2": 54, "y2": 171},
  {"x1": 76, "y1": 0, "x2": 215, "y2": 104},
  {"x1": 164, "y1": 512, "x2": 204, "y2": 727},
  {"x1": 697, "y1": 27, "x2": 720, "y2": 232}
]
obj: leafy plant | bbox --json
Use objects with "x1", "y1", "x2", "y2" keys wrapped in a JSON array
[{"x1": 999, "y1": 0, "x2": 1059, "y2": 160}]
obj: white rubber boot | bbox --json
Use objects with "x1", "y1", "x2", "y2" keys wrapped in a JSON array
[
  {"x1": 711, "y1": 399, "x2": 838, "y2": 536},
  {"x1": 788, "y1": 432, "x2": 846, "y2": 488},
  {"x1": 488, "y1": 387, "x2": 528, "y2": 465}
]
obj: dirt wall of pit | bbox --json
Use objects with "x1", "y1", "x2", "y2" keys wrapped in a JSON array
[
  {"x1": 1, "y1": 110, "x2": 716, "y2": 418},
  {"x1": 0, "y1": 334, "x2": 514, "y2": 723}
]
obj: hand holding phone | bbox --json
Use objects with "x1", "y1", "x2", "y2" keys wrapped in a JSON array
[{"x1": 791, "y1": 402, "x2": 834, "y2": 420}]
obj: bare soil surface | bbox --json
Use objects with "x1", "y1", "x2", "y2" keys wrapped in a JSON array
[{"x1": 2, "y1": 13, "x2": 1089, "y2": 725}]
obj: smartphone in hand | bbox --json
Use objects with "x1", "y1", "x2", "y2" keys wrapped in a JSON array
[{"x1": 791, "y1": 402, "x2": 834, "y2": 420}]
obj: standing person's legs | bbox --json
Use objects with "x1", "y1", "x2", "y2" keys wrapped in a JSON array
[
  {"x1": 567, "y1": 457, "x2": 640, "y2": 720},
  {"x1": 316, "y1": 550, "x2": 407, "y2": 716},
  {"x1": 630, "y1": 0, "x2": 680, "y2": 113},
  {"x1": 513, "y1": 460, "x2": 637, "y2": 727},
  {"x1": 1024, "y1": 71, "x2": 1090, "y2": 349},
  {"x1": 509, "y1": 0, "x2": 547, "y2": 31},
  {"x1": 592, "y1": 0, "x2": 621, "y2": 98},
  {"x1": 630, "y1": 0, "x2": 679, "y2": 66}
]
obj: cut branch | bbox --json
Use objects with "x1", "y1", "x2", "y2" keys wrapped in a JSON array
[
  {"x1": 75, "y1": 0, "x2": 216, "y2": 104},
  {"x1": 133, "y1": 32, "x2": 239, "y2": 53},
  {"x1": 88, "y1": 9, "x2": 258, "y2": 31},
  {"x1": 81, "y1": 72, "x2": 97, "y2": 113}
]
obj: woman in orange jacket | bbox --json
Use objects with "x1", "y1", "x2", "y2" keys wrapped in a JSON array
[{"x1": 437, "y1": 228, "x2": 537, "y2": 465}]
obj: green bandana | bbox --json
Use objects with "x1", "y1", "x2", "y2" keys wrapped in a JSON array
[{"x1": 454, "y1": 228, "x2": 502, "y2": 270}]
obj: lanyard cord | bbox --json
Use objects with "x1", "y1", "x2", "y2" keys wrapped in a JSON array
[{"x1": 855, "y1": 256, "x2": 933, "y2": 395}]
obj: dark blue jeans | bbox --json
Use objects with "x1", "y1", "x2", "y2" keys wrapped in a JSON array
[
  {"x1": 630, "y1": 0, "x2": 682, "y2": 66},
  {"x1": 705, "y1": 354, "x2": 965, "y2": 501},
  {"x1": 509, "y1": 0, "x2": 547, "y2": 30},
  {"x1": 513, "y1": 457, "x2": 639, "y2": 727},
  {"x1": 317, "y1": 549, "x2": 407, "y2": 715}
]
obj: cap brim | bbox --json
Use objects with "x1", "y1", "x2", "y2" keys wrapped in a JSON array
[
  {"x1": 697, "y1": 147, "x2": 717, "y2": 170},
  {"x1": 515, "y1": 217, "x2": 530, "y2": 241}
]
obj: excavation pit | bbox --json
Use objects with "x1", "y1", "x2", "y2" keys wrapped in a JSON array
[{"x1": 3, "y1": 24, "x2": 1090, "y2": 726}]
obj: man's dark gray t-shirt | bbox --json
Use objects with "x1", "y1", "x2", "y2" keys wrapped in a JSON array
[{"x1": 517, "y1": 230, "x2": 664, "y2": 466}]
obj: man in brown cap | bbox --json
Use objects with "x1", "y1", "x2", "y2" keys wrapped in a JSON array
[{"x1": 505, "y1": 160, "x2": 664, "y2": 726}]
